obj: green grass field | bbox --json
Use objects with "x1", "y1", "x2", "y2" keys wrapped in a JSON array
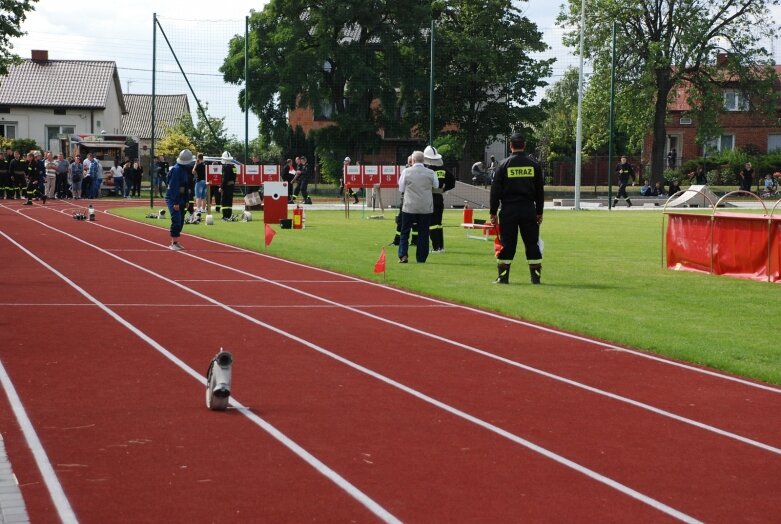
[{"x1": 113, "y1": 205, "x2": 781, "y2": 386}]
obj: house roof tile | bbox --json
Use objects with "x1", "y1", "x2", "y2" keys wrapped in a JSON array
[
  {"x1": 0, "y1": 59, "x2": 125, "y2": 112},
  {"x1": 122, "y1": 94, "x2": 191, "y2": 140}
]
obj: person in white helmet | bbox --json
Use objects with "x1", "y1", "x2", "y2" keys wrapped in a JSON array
[
  {"x1": 219, "y1": 151, "x2": 236, "y2": 220},
  {"x1": 423, "y1": 145, "x2": 455, "y2": 252},
  {"x1": 166, "y1": 149, "x2": 195, "y2": 250}
]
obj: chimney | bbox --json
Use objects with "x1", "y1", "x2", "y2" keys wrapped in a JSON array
[
  {"x1": 716, "y1": 52, "x2": 729, "y2": 66},
  {"x1": 31, "y1": 50, "x2": 49, "y2": 62}
]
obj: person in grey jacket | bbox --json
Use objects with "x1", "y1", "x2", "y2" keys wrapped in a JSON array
[{"x1": 398, "y1": 150, "x2": 438, "y2": 263}]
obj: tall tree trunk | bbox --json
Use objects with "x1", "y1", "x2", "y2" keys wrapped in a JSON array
[{"x1": 650, "y1": 72, "x2": 674, "y2": 184}]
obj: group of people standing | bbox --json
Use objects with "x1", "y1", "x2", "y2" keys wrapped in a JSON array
[
  {"x1": 0, "y1": 147, "x2": 145, "y2": 203},
  {"x1": 395, "y1": 133, "x2": 545, "y2": 285}
]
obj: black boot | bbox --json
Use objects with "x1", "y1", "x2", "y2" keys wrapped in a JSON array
[
  {"x1": 612, "y1": 199, "x2": 618, "y2": 207},
  {"x1": 529, "y1": 265, "x2": 542, "y2": 285},
  {"x1": 494, "y1": 263, "x2": 511, "y2": 284},
  {"x1": 626, "y1": 198, "x2": 632, "y2": 208}
]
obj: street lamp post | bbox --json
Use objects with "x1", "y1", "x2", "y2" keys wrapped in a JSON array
[{"x1": 429, "y1": 16, "x2": 435, "y2": 144}]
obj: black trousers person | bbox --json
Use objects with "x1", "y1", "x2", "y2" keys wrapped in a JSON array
[{"x1": 497, "y1": 202, "x2": 542, "y2": 275}]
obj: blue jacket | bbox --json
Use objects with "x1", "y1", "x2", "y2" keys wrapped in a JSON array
[{"x1": 165, "y1": 162, "x2": 190, "y2": 206}]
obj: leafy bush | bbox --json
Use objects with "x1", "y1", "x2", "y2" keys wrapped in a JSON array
[{"x1": 8, "y1": 138, "x2": 40, "y2": 154}]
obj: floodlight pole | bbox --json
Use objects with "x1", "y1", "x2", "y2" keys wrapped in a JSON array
[
  {"x1": 429, "y1": 16, "x2": 435, "y2": 144},
  {"x1": 150, "y1": 13, "x2": 157, "y2": 210},
  {"x1": 244, "y1": 15, "x2": 249, "y2": 163},
  {"x1": 574, "y1": 0, "x2": 586, "y2": 210},
  {"x1": 607, "y1": 22, "x2": 616, "y2": 210}
]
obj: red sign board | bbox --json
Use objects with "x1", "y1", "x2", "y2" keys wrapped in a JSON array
[
  {"x1": 380, "y1": 165, "x2": 400, "y2": 188},
  {"x1": 262, "y1": 165, "x2": 280, "y2": 182},
  {"x1": 363, "y1": 165, "x2": 380, "y2": 187},
  {"x1": 242, "y1": 165, "x2": 261, "y2": 186},
  {"x1": 206, "y1": 164, "x2": 222, "y2": 186},
  {"x1": 344, "y1": 165, "x2": 362, "y2": 188}
]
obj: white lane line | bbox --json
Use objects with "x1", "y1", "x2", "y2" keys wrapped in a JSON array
[
  {"x1": 109, "y1": 211, "x2": 781, "y2": 394},
  {"x1": 82, "y1": 213, "x2": 781, "y2": 457},
  {"x1": 0, "y1": 360, "x2": 78, "y2": 524},
  {"x1": 8, "y1": 208, "x2": 702, "y2": 522},
  {"x1": 0, "y1": 229, "x2": 401, "y2": 524}
]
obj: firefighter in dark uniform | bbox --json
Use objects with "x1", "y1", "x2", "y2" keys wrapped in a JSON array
[
  {"x1": 489, "y1": 132, "x2": 544, "y2": 285},
  {"x1": 219, "y1": 151, "x2": 236, "y2": 220},
  {"x1": 0, "y1": 151, "x2": 10, "y2": 199},
  {"x1": 613, "y1": 156, "x2": 635, "y2": 208},
  {"x1": 9, "y1": 150, "x2": 25, "y2": 200},
  {"x1": 424, "y1": 146, "x2": 455, "y2": 252},
  {"x1": 22, "y1": 152, "x2": 38, "y2": 205}
]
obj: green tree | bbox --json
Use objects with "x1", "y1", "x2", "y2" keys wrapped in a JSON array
[
  {"x1": 0, "y1": 0, "x2": 38, "y2": 78},
  {"x1": 431, "y1": 0, "x2": 552, "y2": 171},
  {"x1": 538, "y1": 68, "x2": 579, "y2": 161},
  {"x1": 157, "y1": 131, "x2": 196, "y2": 158},
  {"x1": 558, "y1": 0, "x2": 779, "y2": 182},
  {"x1": 167, "y1": 105, "x2": 232, "y2": 157},
  {"x1": 221, "y1": 0, "x2": 431, "y2": 163}
]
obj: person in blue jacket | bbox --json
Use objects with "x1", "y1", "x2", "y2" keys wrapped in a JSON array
[{"x1": 165, "y1": 149, "x2": 194, "y2": 250}]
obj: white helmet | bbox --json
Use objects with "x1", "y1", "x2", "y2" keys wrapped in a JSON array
[
  {"x1": 177, "y1": 149, "x2": 194, "y2": 165},
  {"x1": 220, "y1": 151, "x2": 234, "y2": 164},
  {"x1": 423, "y1": 145, "x2": 443, "y2": 166}
]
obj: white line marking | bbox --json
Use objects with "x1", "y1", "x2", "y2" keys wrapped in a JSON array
[
  {"x1": 0, "y1": 229, "x2": 401, "y2": 524},
  {"x1": 76, "y1": 212, "x2": 781, "y2": 457},
  {"x1": 7, "y1": 208, "x2": 704, "y2": 522},
  {"x1": 112, "y1": 212, "x2": 781, "y2": 394},
  {"x1": 0, "y1": 360, "x2": 78, "y2": 524}
]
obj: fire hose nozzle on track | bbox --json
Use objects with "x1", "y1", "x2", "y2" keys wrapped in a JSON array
[{"x1": 206, "y1": 349, "x2": 233, "y2": 411}]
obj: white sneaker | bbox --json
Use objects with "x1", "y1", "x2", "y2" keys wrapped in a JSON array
[{"x1": 169, "y1": 241, "x2": 184, "y2": 251}]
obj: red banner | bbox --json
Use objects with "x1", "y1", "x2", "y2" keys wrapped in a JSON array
[
  {"x1": 242, "y1": 165, "x2": 261, "y2": 186},
  {"x1": 206, "y1": 164, "x2": 222, "y2": 186},
  {"x1": 667, "y1": 212, "x2": 781, "y2": 282}
]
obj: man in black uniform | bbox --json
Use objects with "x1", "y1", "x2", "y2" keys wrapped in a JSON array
[
  {"x1": 23, "y1": 152, "x2": 38, "y2": 205},
  {"x1": 293, "y1": 155, "x2": 313, "y2": 204},
  {"x1": 0, "y1": 150, "x2": 10, "y2": 199},
  {"x1": 9, "y1": 150, "x2": 25, "y2": 200},
  {"x1": 489, "y1": 133, "x2": 544, "y2": 285},
  {"x1": 613, "y1": 156, "x2": 635, "y2": 208},
  {"x1": 423, "y1": 146, "x2": 455, "y2": 253},
  {"x1": 219, "y1": 151, "x2": 236, "y2": 220}
]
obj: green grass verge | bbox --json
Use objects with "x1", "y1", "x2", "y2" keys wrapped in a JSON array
[{"x1": 112, "y1": 206, "x2": 781, "y2": 386}]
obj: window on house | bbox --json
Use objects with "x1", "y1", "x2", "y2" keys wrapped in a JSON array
[
  {"x1": 768, "y1": 134, "x2": 781, "y2": 152},
  {"x1": 46, "y1": 126, "x2": 75, "y2": 142},
  {"x1": 705, "y1": 134, "x2": 736, "y2": 153},
  {"x1": 0, "y1": 123, "x2": 16, "y2": 138},
  {"x1": 724, "y1": 90, "x2": 748, "y2": 111},
  {"x1": 313, "y1": 99, "x2": 336, "y2": 121}
]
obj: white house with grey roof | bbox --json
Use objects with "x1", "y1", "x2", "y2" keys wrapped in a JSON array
[
  {"x1": 0, "y1": 50, "x2": 126, "y2": 152},
  {"x1": 122, "y1": 93, "x2": 191, "y2": 156}
]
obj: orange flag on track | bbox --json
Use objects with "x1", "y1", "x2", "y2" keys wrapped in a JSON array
[
  {"x1": 374, "y1": 247, "x2": 386, "y2": 274},
  {"x1": 264, "y1": 224, "x2": 276, "y2": 247}
]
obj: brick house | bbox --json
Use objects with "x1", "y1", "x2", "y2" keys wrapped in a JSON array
[{"x1": 646, "y1": 56, "x2": 781, "y2": 169}]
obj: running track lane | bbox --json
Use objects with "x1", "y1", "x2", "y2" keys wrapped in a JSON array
[{"x1": 1, "y1": 199, "x2": 780, "y2": 520}]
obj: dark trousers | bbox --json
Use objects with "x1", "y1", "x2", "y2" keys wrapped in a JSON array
[
  {"x1": 221, "y1": 187, "x2": 233, "y2": 218},
  {"x1": 399, "y1": 212, "x2": 431, "y2": 262},
  {"x1": 0, "y1": 173, "x2": 10, "y2": 198},
  {"x1": 430, "y1": 197, "x2": 444, "y2": 250},
  {"x1": 617, "y1": 180, "x2": 629, "y2": 199},
  {"x1": 497, "y1": 202, "x2": 542, "y2": 265},
  {"x1": 167, "y1": 201, "x2": 184, "y2": 238}
]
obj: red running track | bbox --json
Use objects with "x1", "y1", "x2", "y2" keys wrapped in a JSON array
[{"x1": 0, "y1": 199, "x2": 780, "y2": 523}]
